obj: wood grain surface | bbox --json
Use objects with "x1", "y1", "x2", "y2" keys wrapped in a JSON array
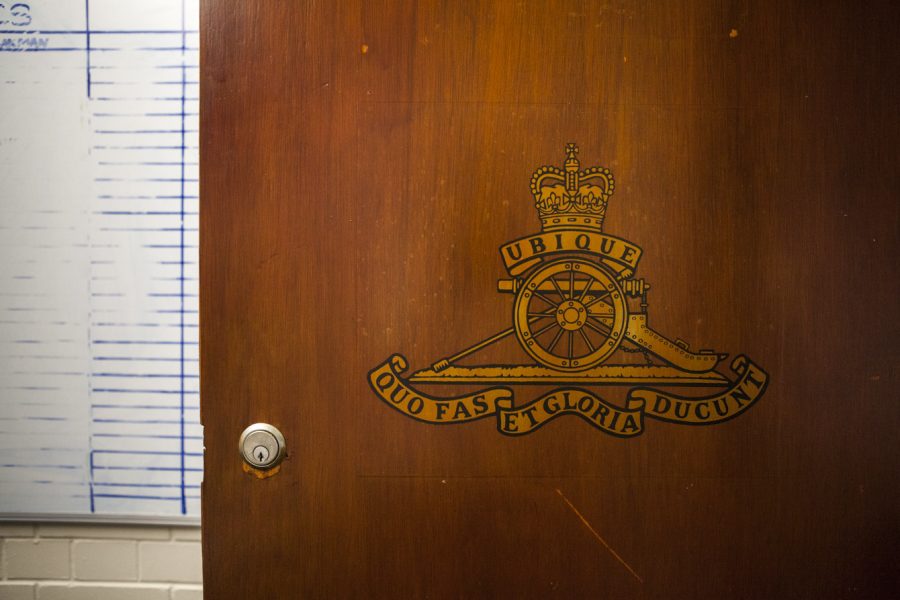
[{"x1": 200, "y1": 1, "x2": 899, "y2": 597}]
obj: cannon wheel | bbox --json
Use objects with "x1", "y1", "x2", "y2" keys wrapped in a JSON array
[{"x1": 513, "y1": 258, "x2": 627, "y2": 371}]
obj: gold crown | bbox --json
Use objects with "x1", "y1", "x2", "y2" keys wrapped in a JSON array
[{"x1": 530, "y1": 143, "x2": 614, "y2": 233}]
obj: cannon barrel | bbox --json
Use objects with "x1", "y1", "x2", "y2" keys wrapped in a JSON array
[
  {"x1": 498, "y1": 278, "x2": 649, "y2": 296},
  {"x1": 497, "y1": 279, "x2": 520, "y2": 294}
]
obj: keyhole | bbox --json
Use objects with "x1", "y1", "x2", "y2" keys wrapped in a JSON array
[{"x1": 252, "y1": 445, "x2": 270, "y2": 464}]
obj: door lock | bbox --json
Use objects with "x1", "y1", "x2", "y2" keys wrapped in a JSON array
[{"x1": 239, "y1": 423, "x2": 286, "y2": 470}]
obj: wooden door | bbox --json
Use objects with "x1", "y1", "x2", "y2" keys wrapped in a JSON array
[{"x1": 200, "y1": 1, "x2": 899, "y2": 598}]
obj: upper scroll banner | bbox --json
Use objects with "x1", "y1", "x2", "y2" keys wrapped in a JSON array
[
  {"x1": 366, "y1": 144, "x2": 769, "y2": 437},
  {"x1": 500, "y1": 231, "x2": 642, "y2": 277}
]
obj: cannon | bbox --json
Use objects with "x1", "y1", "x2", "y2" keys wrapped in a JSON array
[
  {"x1": 429, "y1": 144, "x2": 725, "y2": 377},
  {"x1": 431, "y1": 254, "x2": 723, "y2": 374}
]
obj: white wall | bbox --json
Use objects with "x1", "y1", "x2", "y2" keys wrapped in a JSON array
[{"x1": 0, "y1": 523, "x2": 201, "y2": 599}]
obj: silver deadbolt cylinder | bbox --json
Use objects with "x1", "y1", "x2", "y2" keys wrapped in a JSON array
[{"x1": 239, "y1": 423, "x2": 286, "y2": 470}]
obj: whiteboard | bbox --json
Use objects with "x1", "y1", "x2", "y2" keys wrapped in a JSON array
[{"x1": 0, "y1": 0, "x2": 200, "y2": 522}]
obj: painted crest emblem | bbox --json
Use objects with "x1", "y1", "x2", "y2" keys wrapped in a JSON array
[{"x1": 369, "y1": 145, "x2": 768, "y2": 437}]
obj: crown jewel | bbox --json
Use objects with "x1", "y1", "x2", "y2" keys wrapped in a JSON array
[{"x1": 530, "y1": 143, "x2": 615, "y2": 233}]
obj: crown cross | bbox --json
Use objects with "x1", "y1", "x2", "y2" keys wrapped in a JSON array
[{"x1": 530, "y1": 144, "x2": 614, "y2": 233}]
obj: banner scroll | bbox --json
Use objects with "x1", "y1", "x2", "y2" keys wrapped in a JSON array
[
  {"x1": 368, "y1": 354, "x2": 768, "y2": 437},
  {"x1": 500, "y1": 231, "x2": 642, "y2": 276}
]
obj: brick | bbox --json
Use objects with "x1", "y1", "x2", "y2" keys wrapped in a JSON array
[
  {"x1": 171, "y1": 586, "x2": 203, "y2": 600},
  {"x1": 0, "y1": 582, "x2": 36, "y2": 600},
  {"x1": 73, "y1": 539, "x2": 138, "y2": 581},
  {"x1": 139, "y1": 542, "x2": 202, "y2": 583},
  {"x1": 170, "y1": 527, "x2": 201, "y2": 541},
  {"x1": 4, "y1": 539, "x2": 70, "y2": 580},
  {"x1": 38, "y1": 524, "x2": 169, "y2": 541},
  {"x1": 0, "y1": 524, "x2": 36, "y2": 538},
  {"x1": 37, "y1": 583, "x2": 169, "y2": 600}
]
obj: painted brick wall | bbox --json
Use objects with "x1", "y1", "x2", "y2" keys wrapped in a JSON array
[{"x1": 0, "y1": 523, "x2": 201, "y2": 599}]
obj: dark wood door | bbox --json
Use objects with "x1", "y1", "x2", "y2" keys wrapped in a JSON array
[{"x1": 200, "y1": 1, "x2": 899, "y2": 598}]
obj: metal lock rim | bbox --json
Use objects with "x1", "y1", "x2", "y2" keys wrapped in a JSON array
[{"x1": 239, "y1": 423, "x2": 286, "y2": 470}]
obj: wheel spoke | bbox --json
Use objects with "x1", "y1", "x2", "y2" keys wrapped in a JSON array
[
  {"x1": 584, "y1": 290, "x2": 611, "y2": 308},
  {"x1": 568, "y1": 269, "x2": 575, "y2": 300},
  {"x1": 548, "y1": 327, "x2": 565, "y2": 352},
  {"x1": 532, "y1": 320, "x2": 559, "y2": 338},
  {"x1": 527, "y1": 311, "x2": 554, "y2": 318},
  {"x1": 588, "y1": 314, "x2": 614, "y2": 326},
  {"x1": 549, "y1": 275, "x2": 567, "y2": 300},
  {"x1": 578, "y1": 328, "x2": 595, "y2": 352},
  {"x1": 532, "y1": 290, "x2": 559, "y2": 308},
  {"x1": 578, "y1": 275, "x2": 597, "y2": 302},
  {"x1": 584, "y1": 317, "x2": 611, "y2": 337},
  {"x1": 567, "y1": 331, "x2": 574, "y2": 358},
  {"x1": 588, "y1": 304, "x2": 615, "y2": 317}
]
